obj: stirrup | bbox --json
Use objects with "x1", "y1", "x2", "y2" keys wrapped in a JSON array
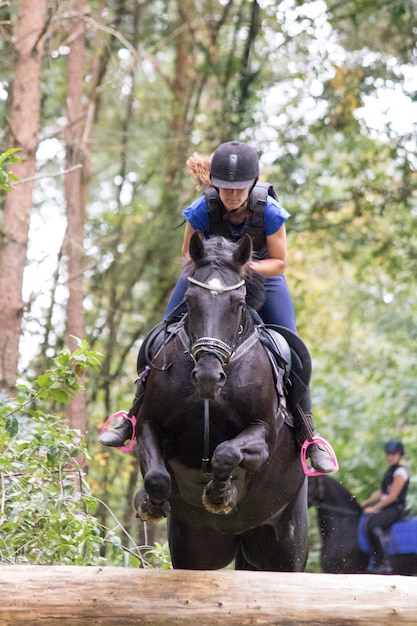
[
  {"x1": 300, "y1": 436, "x2": 339, "y2": 476},
  {"x1": 99, "y1": 410, "x2": 137, "y2": 453}
]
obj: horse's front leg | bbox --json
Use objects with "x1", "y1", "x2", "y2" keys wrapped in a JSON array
[
  {"x1": 203, "y1": 422, "x2": 270, "y2": 515},
  {"x1": 134, "y1": 421, "x2": 171, "y2": 523}
]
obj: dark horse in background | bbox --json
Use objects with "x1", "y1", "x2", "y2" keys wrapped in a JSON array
[
  {"x1": 133, "y1": 234, "x2": 308, "y2": 571},
  {"x1": 308, "y1": 475, "x2": 417, "y2": 575}
]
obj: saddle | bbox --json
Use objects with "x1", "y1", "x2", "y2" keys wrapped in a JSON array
[
  {"x1": 358, "y1": 514, "x2": 417, "y2": 556},
  {"x1": 256, "y1": 324, "x2": 312, "y2": 412}
]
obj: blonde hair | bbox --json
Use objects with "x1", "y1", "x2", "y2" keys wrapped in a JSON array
[{"x1": 186, "y1": 152, "x2": 213, "y2": 190}]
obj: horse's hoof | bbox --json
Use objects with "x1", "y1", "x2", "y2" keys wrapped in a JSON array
[
  {"x1": 202, "y1": 480, "x2": 238, "y2": 516},
  {"x1": 134, "y1": 489, "x2": 170, "y2": 523}
]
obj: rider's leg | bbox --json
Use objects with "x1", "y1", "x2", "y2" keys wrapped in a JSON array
[
  {"x1": 368, "y1": 527, "x2": 393, "y2": 574},
  {"x1": 291, "y1": 387, "x2": 334, "y2": 473},
  {"x1": 258, "y1": 275, "x2": 297, "y2": 332},
  {"x1": 100, "y1": 275, "x2": 188, "y2": 448},
  {"x1": 260, "y1": 276, "x2": 333, "y2": 473},
  {"x1": 98, "y1": 380, "x2": 143, "y2": 447},
  {"x1": 164, "y1": 273, "x2": 188, "y2": 319},
  {"x1": 366, "y1": 508, "x2": 398, "y2": 574}
]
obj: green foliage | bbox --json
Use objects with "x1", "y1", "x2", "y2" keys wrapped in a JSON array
[
  {"x1": 0, "y1": 341, "x2": 136, "y2": 565},
  {"x1": 0, "y1": 148, "x2": 21, "y2": 192},
  {"x1": 0, "y1": 342, "x2": 104, "y2": 564},
  {"x1": 0, "y1": 340, "x2": 169, "y2": 568},
  {"x1": 143, "y1": 541, "x2": 171, "y2": 570}
]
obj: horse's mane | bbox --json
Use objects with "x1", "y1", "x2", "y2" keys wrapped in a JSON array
[
  {"x1": 323, "y1": 476, "x2": 363, "y2": 514},
  {"x1": 183, "y1": 236, "x2": 266, "y2": 312}
]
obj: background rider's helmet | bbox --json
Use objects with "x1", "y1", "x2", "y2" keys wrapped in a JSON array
[
  {"x1": 210, "y1": 141, "x2": 259, "y2": 189},
  {"x1": 384, "y1": 439, "x2": 405, "y2": 456}
]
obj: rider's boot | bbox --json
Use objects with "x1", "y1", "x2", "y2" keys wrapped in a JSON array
[
  {"x1": 98, "y1": 381, "x2": 144, "y2": 447},
  {"x1": 369, "y1": 527, "x2": 393, "y2": 575},
  {"x1": 292, "y1": 388, "x2": 334, "y2": 473}
]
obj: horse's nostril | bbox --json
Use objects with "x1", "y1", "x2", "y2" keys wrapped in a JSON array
[
  {"x1": 190, "y1": 359, "x2": 227, "y2": 400},
  {"x1": 218, "y1": 371, "x2": 227, "y2": 386}
]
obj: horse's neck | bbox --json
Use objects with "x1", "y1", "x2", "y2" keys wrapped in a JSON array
[{"x1": 317, "y1": 479, "x2": 362, "y2": 522}]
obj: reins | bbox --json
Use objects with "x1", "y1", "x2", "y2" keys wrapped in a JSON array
[
  {"x1": 312, "y1": 500, "x2": 362, "y2": 517},
  {"x1": 202, "y1": 399, "x2": 210, "y2": 475}
]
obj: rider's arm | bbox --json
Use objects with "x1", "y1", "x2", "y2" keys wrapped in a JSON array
[
  {"x1": 181, "y1": 222, "x2": 201, "y2": 256},
  {"x1": 363, "y1": 473, "x2": 407, "y2": 513},
  {"x1": 249, "y1": 225, "x2": 287, "y2": 277},
  {"x1": 361, "y1": 489, "x2": 382, "y2": 508}
]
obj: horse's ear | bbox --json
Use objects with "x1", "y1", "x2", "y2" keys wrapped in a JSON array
[
  {"x1": 189, "y1": 231, "x2": 205, "y2": 262},
  {"x1": 233, "y1": 234, "x2": 253, "y2": 266}
]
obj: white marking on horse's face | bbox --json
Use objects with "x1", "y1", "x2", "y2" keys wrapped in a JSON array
[{"x1": 207, "y1": 277, "x2": 223, "y2": 295}]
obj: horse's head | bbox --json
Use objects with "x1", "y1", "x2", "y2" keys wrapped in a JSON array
[{"x1": 184, "y1": 233, "x2": 256, "y2": 400}]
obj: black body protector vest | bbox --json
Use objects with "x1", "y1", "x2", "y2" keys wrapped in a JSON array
[
  {"x1": 204, "y1": 182, "x2": 278, "y2": 258},
  {"x1": 382, "y1": 464, "x2": 409, "y2": 508}
]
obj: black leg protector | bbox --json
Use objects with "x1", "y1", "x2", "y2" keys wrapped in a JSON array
[
  {"x1": 369, "y1": 527, "x2": 393, "y2": 574},
  {"x1": 291, "y1": 387, "x2": 315, "y2": 446},
  {"x1": 128, "y1": 380, "x2": 145, "y2": 418},
  {"x1": 289, "y1": 387, "x2": 334, "y2": 474}
]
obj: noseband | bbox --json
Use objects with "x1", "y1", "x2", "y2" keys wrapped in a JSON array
[{"x1": 187, "y1": 275, "x2": 246, "y2": 367}]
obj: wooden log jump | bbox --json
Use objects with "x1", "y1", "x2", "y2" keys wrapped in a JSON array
[{"x1": 0, "y1": 565, "x2": 416, "y2": 625}]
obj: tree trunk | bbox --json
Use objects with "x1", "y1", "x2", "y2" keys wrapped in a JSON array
[
  {"x1": 0, "y1": 0, "x2": 47, "y2": 396},
  {"x1": 64, "y1": 0, "x2": 87, "y2": 433},
  {"x1": 0, "y1": 566, "x2": 415, "y2": 625}
]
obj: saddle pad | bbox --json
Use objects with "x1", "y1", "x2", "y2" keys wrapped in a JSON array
[{"x1": 358, "y1": 514, "x2": 417, "y2": 555}]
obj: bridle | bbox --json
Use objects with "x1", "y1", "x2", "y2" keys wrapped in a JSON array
[
  {"x1": 187, "y1": 274, "x2": 247, "y2": 368},
  {"x1": 187, "y1": 276, "x2": 245, "y2": 292},
  {"x1": 186, "y1": 272, "x2": 248, "y2": 474}
]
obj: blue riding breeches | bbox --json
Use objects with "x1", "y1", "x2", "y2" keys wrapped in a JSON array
[{"x1": 164, "y1": 272, "x2": 297, "y2": 332}]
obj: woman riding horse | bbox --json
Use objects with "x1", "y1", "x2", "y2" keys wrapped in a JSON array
[
  {"x1": 361, "y1": 440, "x2": 410, "y2": 574},
  {"x1": 100, "y1": 140, "x2": 334, "y2": 475},
  {"x1": 308, "y1": 473, "x2": 417, "y2": 575}
]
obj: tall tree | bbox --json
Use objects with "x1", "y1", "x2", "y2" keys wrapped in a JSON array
[
  {"x1": 63, "y1": 0, "x2": 87, "y2": 433},
  {"x1": 0, "y1": 0, "x2": 47, "y2": 396}
]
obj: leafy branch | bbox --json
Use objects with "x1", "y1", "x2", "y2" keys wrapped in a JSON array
[{"x1": 0, "y1": 148, "x2": 22, "y2": 192}]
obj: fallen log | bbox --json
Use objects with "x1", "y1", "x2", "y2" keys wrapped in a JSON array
[{"x1": 0, "y1": 565, "x2": 416, "y2": 625}]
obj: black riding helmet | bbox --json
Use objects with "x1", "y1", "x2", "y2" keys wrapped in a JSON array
[
  {"x1": 210, "y1": 141, "x2": 259, "y2": 189},
  {"x1": 384, "y1": 439, "x2": 405, "y2": 456}
]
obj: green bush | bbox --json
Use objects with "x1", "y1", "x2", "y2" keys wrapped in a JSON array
[{"x1": 0, "y1": 340, "x2": 116, "y2": 565}]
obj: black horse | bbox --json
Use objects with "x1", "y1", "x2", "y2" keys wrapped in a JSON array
[
  {"x1": 308, "y1": 475, "x2": 417, "y2": 575},
  {"x1": 133, "y1": 234, "x2": 308, "y2": 571}
]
